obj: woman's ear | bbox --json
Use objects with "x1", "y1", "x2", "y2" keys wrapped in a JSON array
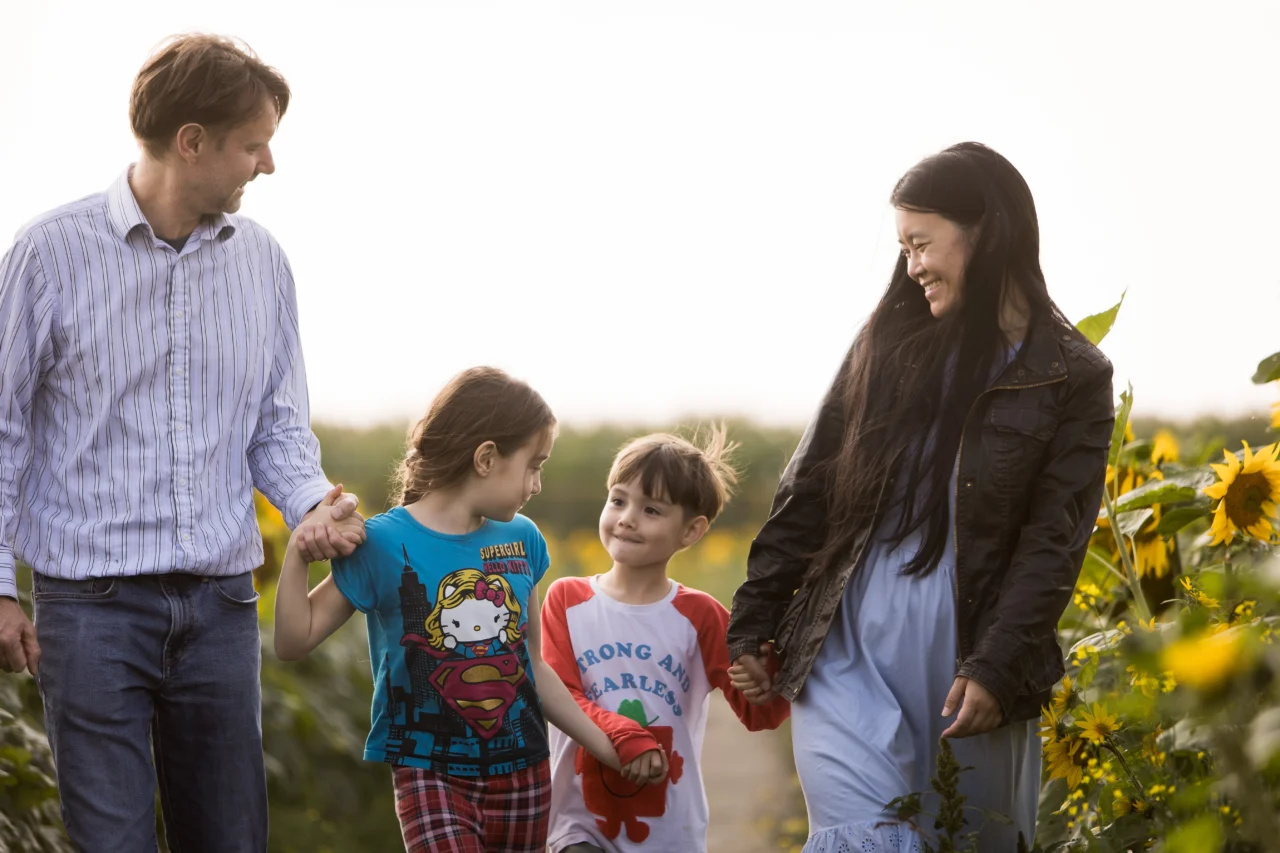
[{"x1": 473, "y1": 441, "x2": 498, "y2": 476}]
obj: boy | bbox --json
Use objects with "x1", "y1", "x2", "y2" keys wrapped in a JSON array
[{"x1": 541, "y1": 429, "x2": 790, "y2": 852}]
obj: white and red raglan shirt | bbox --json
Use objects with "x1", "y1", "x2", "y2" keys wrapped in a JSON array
[{"x1": 542, "y1": 575, "x2": 790, "y2": 853}]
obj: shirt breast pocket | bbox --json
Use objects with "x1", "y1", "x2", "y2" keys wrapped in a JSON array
[{"x1": 984, "y1": 403, "x2": 1058, "y2": 491}]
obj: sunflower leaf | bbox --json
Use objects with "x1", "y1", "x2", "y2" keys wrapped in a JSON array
[
  {"x1": 1252, "y1": 350, "x2": 1280, "y2": 385},
  {"x1": 1108, "y1": 386, "x2": 1134, "y2": 472},
  {"x1": 1113, "y1": 469, "x2": 1216, "y2": 512},
  {"x1": 1155, "y1": 504, "x2": 1212, "y2": 537},
  {"x1": 1076, "y1": 291, "x2": 1126, "y2": 346},
  {"x1": 1115, "y1": 508, "x2": 1153, "y2": 537}
]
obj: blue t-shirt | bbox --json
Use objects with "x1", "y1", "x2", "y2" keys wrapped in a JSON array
[{"x1": 331, "y1": 507, "x2": 551, "y2": 777}]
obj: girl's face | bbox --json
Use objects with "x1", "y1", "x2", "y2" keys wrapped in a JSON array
[
  {"x1": 895, "y1": 208, "x2": 974, "y2": 319},
  {"x1": 477, "y1": 428, "x2": 554, "y2": 521}
]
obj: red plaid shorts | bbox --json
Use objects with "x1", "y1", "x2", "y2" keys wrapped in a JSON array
[{"x1": 392, "y1": 760, "x2": 552, "y2": 853}]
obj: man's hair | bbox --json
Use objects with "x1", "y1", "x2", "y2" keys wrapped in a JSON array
[
  {"x1": 607, "y1": 426, "x2": 739, "y2": 522},
  {"x1": 130, "y1": 33, "x2": 290, "y2": 157}
]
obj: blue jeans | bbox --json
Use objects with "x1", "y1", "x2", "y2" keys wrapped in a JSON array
[{"x1": 33, "y1": 571, "x2": 267, "y2": 853}]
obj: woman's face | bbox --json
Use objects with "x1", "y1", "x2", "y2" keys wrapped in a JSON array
[{"x1": 895, "y1": 208, "x2": 974, "y2": 319}]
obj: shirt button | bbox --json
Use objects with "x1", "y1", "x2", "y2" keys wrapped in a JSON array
[
  {"x1": 174, "y1": 310, "x2": 183, "y2": 319},
  {"x1": 178, "y1": 479, "x2": 187, "y2": 487},
  {"x1": 1061, "y1": 334, "x2": 1072, "y2": 342},
  {"x1": 176, "y1": 425, "x2": 185, "y2": 432},
  {"x1": 175, "y1": 368, "x2": 183, "y2": 376},
  {"x1": 182, "y1": 533, "x2": 192, "y2": 541}
]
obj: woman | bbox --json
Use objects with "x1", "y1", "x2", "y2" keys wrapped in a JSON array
[{"x1": 726, "y1": 142, "x2": 1114, "y2": 850}]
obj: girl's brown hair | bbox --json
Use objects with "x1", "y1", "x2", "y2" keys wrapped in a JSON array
[{"x1": 396, "y1": 367, "x2": 555, "y2": 505}]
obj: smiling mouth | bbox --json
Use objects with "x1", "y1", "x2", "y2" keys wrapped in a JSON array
[
  {"x1": 614, "y1": 535, "x2": 643, "y2": 544},
  {"x1": 922, "y1": 280, "x2": 942, "y2": 294}
]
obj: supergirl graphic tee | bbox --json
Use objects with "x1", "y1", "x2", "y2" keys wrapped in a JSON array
[{"x1": 332, "y1": 508, "x2": 550, "y2": 777}]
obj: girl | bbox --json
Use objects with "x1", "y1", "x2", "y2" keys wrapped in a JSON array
[
  {"x1": 726, "y1": 142, "x2": 1114, "y2": 850},
  {"x1": 274, "y1": 366, "x2": 621, "y2": 853}
]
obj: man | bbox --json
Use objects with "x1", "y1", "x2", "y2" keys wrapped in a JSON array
[{"x1": 0, "y1": 34, "x2": 362, "y2": 852}]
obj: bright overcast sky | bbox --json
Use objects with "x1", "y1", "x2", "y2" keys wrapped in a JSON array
[{"x1": 3, "y1": 1, "x2": 1277, "y2": 429}]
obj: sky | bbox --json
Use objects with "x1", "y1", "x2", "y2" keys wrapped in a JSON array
[{"x1": 2, "y1": 1, "x2": 1277, "y2": 430}]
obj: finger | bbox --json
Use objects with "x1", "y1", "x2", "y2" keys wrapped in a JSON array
[
  {"x1": 329, "y1": 493, "x2": 358, "y2": 521},
  {"x1": 21, "y1": 627, "x2": 40, "y2": 676},
  {"x1": 942, "y1": 678, "x2": 967, "y2": 717},
  {"x1": 6, "y1": 640, "x2": 27, "y2": 676},
  {"x1": 315, "y1": 525, "x2": 340, "y2": 560},
  {"x1": 758, "y1": 642, "x2": 772, "y2": 658},
  {"x1": 318, "y1": 484, "x2": 344, "y2": 508},
  {"x1": 942, "y1": 704, "x2": 975, "y2": 739}
]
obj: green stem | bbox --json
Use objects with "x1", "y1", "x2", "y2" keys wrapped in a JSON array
[
  {"x1": 1101, "y1": 741, "x2": 1145, "y2": 800},
  {"x1": 1101, "y1": 488, "x2": 1153, "y2": 623}
]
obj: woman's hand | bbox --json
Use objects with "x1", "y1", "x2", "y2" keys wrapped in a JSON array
[
  {"x1": 729, "y1": 642, "x2": 776, "y2": 706},
  {"x1": 941, "y1": 676, "x2": 1002, "y2": 738}
]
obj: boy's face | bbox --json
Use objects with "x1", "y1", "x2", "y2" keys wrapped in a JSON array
[{"x1": 599, "y1": 478, "x2": 707, "y2": 569}]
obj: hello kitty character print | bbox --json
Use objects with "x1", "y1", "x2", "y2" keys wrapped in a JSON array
[{"x1": 430, "y1": 569, "x2": 520, "y2": 657}]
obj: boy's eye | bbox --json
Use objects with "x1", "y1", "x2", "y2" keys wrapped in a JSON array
[{"x1": 645, "y1": 507, "x2": 661, "y2": 516}]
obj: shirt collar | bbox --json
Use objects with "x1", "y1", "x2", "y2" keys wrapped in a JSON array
[{"x1": 106, "y1": 166, "x2": 237, "y2": 247}]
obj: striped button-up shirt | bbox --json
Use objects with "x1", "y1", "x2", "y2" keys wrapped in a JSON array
[{"x1": 0, "y1": 168, "x2": 333, "y2": 599}]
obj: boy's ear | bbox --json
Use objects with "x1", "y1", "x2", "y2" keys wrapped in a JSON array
[
  {"x1": 473, "y1": 441, "x2": 498, "y2": 476},
  {"x1": 681, "y1": 515, "x2": 710, "y2": 549}
]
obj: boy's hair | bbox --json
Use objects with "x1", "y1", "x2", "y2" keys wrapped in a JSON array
[
  {"x1": 130, "y1": 34, "x2": 291, "y2": 158},
  {"x1": 395, "y1": 367, "x2": 556, "y2": 505},
  {"x1": 607, "y1": 425, "x2": 739, "y2": 522}
]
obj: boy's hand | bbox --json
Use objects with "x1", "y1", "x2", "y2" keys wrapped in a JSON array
[
  {"x1": 619, "y1": 748, "x2": 668, "y2": 786},
  {"x1": 293, "y1": 485, "x2": 366, "y2": 562},
  {"x1": 730, "y1": 642, "x2": 776, "y2": 705}
]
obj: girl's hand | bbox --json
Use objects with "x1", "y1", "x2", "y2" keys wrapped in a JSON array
[
  {"x1": 729, "y1": 642, "x2": 776, "y2": 706},
  {"x1": 941, "y1": 676, "x2": 1002, "y2": 738},
  {"x1": 619, "y1": 748, "x2": 668, "y2": 786}
]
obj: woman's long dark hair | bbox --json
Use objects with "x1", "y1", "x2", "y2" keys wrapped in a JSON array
[{"x1": 815, "y1": 142, "x2": 1074, "y2": 576}]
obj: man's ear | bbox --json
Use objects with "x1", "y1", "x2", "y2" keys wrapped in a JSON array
[
  {"x1": 473, "y1": 441, "x2": 498, "y2": 476},
  {"x1": 174, "y1": 123, "x2": 209, "y2": 163},
  {"x1": 680, "y1": 515, "x2": 710, "y2": 549}
]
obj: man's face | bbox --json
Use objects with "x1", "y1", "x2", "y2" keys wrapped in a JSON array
[{"x1": 189, "y1": 97, "x2": 278, "y2": 216}]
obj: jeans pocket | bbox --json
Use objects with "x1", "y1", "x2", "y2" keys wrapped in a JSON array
[
  {"x1": 211, "y1": 573, "x2": 261, "y2": 606},
  {"x1": 31, "y1": 574, "x2": 118, "y2": 602}
]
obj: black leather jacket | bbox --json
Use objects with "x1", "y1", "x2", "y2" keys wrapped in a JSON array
[{"x1": 727, "y1": 317, "x2": 1114, "y2": 724}]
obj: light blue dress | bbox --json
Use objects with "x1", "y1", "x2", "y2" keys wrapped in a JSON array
[{"x1": 792, "y1": 354, "x2": 1042, "y2": 852}]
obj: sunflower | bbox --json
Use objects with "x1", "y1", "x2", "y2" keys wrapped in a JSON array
[
  {"x1": 1076, "y1": 703, "x2": 1120, "y2": 744},
  {"x1": 1151, "y1": 429, "x2": 1180, "y2": 466},
  {"x1": 1045, "y1": 735, "x2": 1090, "y2": 789},
  {"x1": 1204, "y1": 442, "x2": 1280, "y2": 545},
  {"x1": 1040, "y1": 703, "x2": 1069, "y2": 744},
  {"x1": 1050, "y1": 675, "x2": 1075, "y2": 716},
  {"x1": 1161, "y1": 628, "x2": 1249, "y2": 692}
]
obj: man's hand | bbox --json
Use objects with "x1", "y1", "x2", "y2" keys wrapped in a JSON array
[
  {"x1": 619, "y1": 748, "x2": 668, "y2": 786},
  {"x1": 729, "y1": 642, "x2": 776, "y2": 706},
  {"x1": 941, "y1": 676, "x2": 1003, "y2": 738},
  {"x1": 294, "y1": 485, "x2": 366, "y2": 562},
  {"x1": 0, "y1": 597, "x2": 39, "y2": 676}
]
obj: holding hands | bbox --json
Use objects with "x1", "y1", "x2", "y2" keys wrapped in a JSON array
[{"x1": 292, "y1": 484, "x2": 366, "y2": 562}]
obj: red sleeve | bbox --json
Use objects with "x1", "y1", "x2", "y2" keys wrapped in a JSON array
[
  {"x1": 672, "y1": 587, "x2": 790, "y2": 731},
  {"x1": 540, "y1": 577, "x2": 663, "y2": 764}
]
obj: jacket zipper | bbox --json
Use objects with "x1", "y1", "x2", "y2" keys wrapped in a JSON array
[{"x1": 952, "y1": 374, "x2": 1066, "y2": 670}]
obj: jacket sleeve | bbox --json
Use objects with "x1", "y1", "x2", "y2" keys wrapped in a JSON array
[
  {"x1": 726, "y1": 342, "x2": 853, "y2": 664},
  {"x1": 958, "y1": 358, "x2": 1115, "y2": 714},
  {"x1": 540, "y1": 578, "x2": 663, "y2": 765}
]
